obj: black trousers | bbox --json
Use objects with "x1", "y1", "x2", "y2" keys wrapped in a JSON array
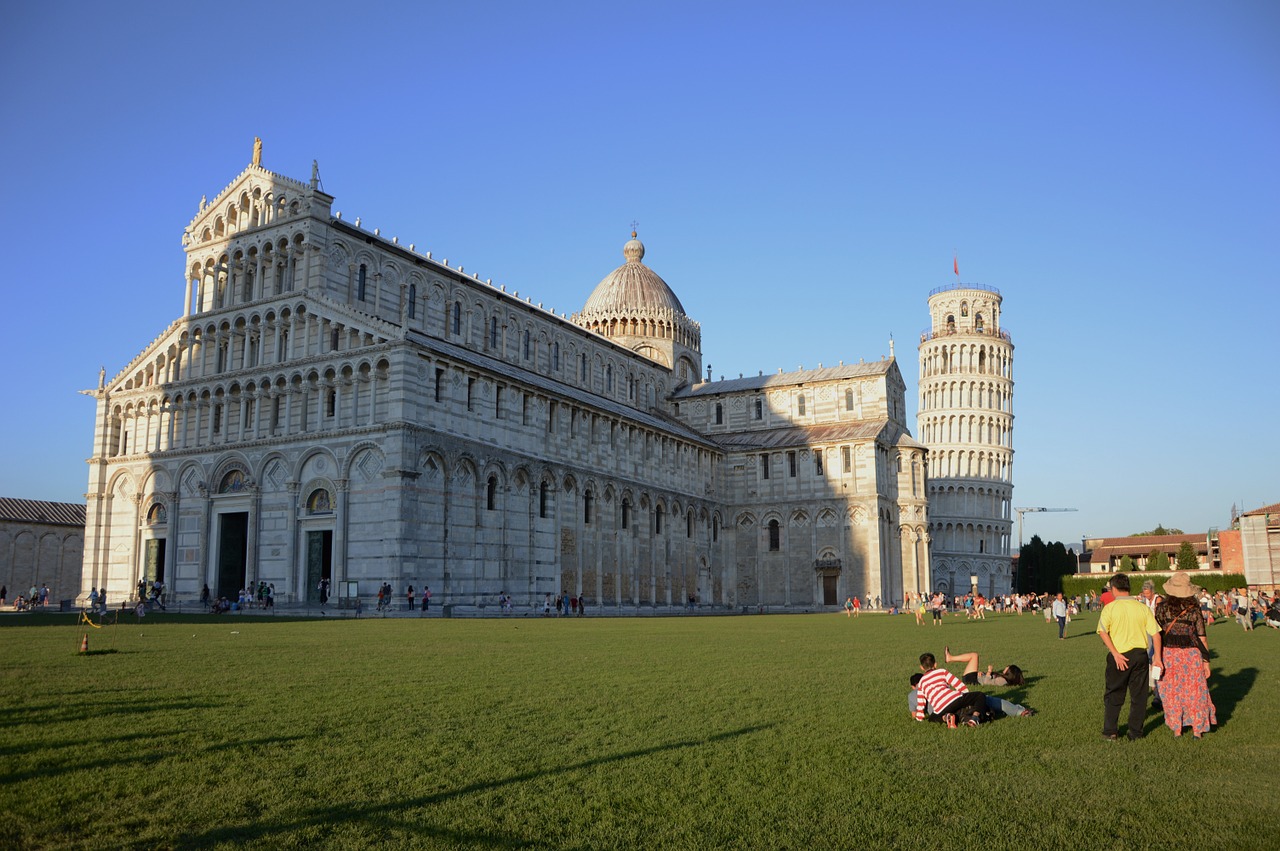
[
  {"x1": 933, "y1": 691, "x2": 988, "y2": 720},
  {"x1": 1103, "y1": 649, "x2": 1150, "y2": 738}
]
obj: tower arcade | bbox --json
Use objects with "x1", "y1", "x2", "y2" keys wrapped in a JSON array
[{"x1": 917, "y1": 284, "x2": 1015, "y2": 595}]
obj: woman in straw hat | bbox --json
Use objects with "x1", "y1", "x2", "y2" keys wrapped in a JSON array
[{"x1": 1154, "y1": 572, "x2": 1217, "y2": 739}]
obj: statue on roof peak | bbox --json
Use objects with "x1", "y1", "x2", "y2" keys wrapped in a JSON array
[{"x1": 252, "y1": 136, "x2": 262, "y2": 167}]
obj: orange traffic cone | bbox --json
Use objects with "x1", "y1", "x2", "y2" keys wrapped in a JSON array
[{"x1": 79, "y1": 633, "x2": 89, "y2": 653}]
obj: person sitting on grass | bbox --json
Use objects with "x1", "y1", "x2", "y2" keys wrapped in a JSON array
[
  {"x1": 942, "y1": 646, "x2": 1025, "y2": 687},
  {"x1": 912, "y1": 652, "x2": 991, "y2": 727},
  {"x1": 909, "y1": 673, "x2": 1036, "y2": 719},
  {"x1": 1264, "y1": 597, "x2": 1280, "y2": 630}
]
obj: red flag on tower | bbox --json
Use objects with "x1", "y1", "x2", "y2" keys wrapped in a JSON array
[{"x1": 953, "y1": 256, "x2": 959, "y2": 278}]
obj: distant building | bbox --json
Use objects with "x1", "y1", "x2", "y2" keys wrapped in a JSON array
[
  {"x1": 1210, "y1": 527, "x2": 1243, "y2": 573},
  {"x1": 1084, "y1": 533, "x2": 1211, "y2": 573},
  {"x1": 0, "y1": 498, "x2": 85, "y2": 601},
  {"x1": 1240, "y1": 502, "x2": 1280, "y2": 589}
]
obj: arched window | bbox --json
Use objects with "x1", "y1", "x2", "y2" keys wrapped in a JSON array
[
  {"x1": 961, "y1": 301, "x2": 969, "y2": 317},
  {"x1": 797, "y1": 394, "x2": 806, "y2": 416},
  {"x1": 580, "y1": 353, "x2": 588, "y2": 382},
  {"x1": 768, "y1": 519, "x2": 780, "y2": 551},
  {"x1": 539, "y1": 481, "x2": 548, "y2": 518},
  {"x1": 489, "y1": 316, "x2": 498, "y2": 350},
  {"x1": 147, "y1": 503, "x2": 167, "y2": 525},
  {"x1": 712, "y1": 515, "x2": 718, "y2": 542},
  {"x1": 487, "y1": 476, "x2": 497, "y2": 511},
  {"x1": 523, "y1": 330, "x2": 531, "y2": 360},
  {"x1": 845, "y1": 388, "x2": 854, "y2": 411},
  {"x1": 357, "y1": 264, "x2": 367, "y2": 301},
  {"x1": 715, "y1": 403, "x2": 723, "y2": 425},
  {"x1": 452, "y1": 303, "x2": 461, "y2": 335},
  {"x1": 946, "y1": 314, "x2": 956, "y2": 333},
  {"x1": 622, "y1": 498, "x2": 631, "y2": 530},
  {"x1": 606, "y1": 365, "x2": 613, "y2": 392},
  {"x1": 306, "y1": 488, "x2": 332, "y2": 513},
  {"x1": 408, "y1": 284, "x2": 417, "y2": 319},
  {"x1": 687, "y1": 511, "x2": 693, "y2": 538},
  {"x1": 975, "y1": 313, "x2": 984, "y2": 332},
  {"x1": 552, "y1": 342, "x2": 560, "y2": 371},
  {"x1": 584, "y1": 490, "x2": 593, "y2": 524},
  {"x1": 655, "y1": 504, "x2": 664, "y2": 534}
]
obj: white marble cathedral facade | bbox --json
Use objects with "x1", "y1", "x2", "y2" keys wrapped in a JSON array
[{"x1": 80, "y1": 151, "x2": 930, "y2": 610}]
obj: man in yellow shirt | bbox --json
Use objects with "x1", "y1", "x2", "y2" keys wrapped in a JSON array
[{"x1": 1097, "y1": 573, "x2": 1163, "y2": 741}]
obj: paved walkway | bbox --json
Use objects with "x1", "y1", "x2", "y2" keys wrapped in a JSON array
[
  {"x1": 10, "y1": 599, "x2": 898, "y2": 619},
  {"x1": 20, "y1": 601, "x2": 858, "y2": 619}
]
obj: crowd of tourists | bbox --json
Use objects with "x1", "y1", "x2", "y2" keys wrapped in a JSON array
[
  {"x1": 2, "y1": 583, "x2": 52, "y2": 611},
  {"x1": 908, "y1": 571, "x2": 1277, "y2": 740},
  {"x1": 541, "y1": 592, "x2": 587, "y2": 616}
]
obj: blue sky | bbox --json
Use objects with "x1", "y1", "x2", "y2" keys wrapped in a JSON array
[{"x1": 2, "y1": 1, "x2": 1276, "y2": 550}]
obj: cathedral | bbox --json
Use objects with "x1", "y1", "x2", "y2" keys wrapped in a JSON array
[{"x1": 80, "y1": 147, "x2": 967, "y2": 612}]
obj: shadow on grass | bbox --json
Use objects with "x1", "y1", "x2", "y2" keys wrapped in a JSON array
[
  {"x1": 77, "y1": 648, "x2": 120, "y2": 656},
  {"x1": 1208, "y1": 665, "x2": 1257, "y2": 727},
  {"x1": 176, "y1": 723, "x2": 778, "y2": 848},
  {"x1": 0, "y1": 733, "x2": 309, "y2": 785},
  {"x1": 0, "y1": 729, "x2": 173, "y2": 758},
  {"x1": 0, "y1": 696, "x2": 225, "y2": 729},
  {"x1": 993, "y1": 674, "x2": 1045, "y2": 711}
]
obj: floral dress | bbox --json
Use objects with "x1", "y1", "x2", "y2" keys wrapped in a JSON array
[{"x1": 1154, "y1": 599, "x2": 1217, "y2": 736}]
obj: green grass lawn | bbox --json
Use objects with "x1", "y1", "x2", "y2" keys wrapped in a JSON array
[{"x1": 1, "y1": 608, "x2": 1275, "y2": 850}]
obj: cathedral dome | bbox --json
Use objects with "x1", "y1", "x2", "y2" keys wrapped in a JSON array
[{"x1": 581, "y1": 233, "x2": 686, "y2": 316}]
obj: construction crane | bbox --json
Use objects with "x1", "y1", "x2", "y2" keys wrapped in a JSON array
[{"x1": 1014, "y1": 507, "x2": 1078, "y2": 552}]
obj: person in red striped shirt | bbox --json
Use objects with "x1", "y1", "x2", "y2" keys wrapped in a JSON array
[{"x1": 912, "y1": 652, "x2": 990, "y2": 726}]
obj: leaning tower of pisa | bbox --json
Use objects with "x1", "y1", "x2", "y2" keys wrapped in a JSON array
[{"x1": 917, "y1": 283, "x2": 1014, "y2": 596}]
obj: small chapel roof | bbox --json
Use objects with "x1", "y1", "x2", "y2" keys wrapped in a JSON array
[
  {"x1": 714, "y1": 420, "x2": 891, "y2": 451},
  {"x1": 682, "y1": 361, "x2": 894, "y2": 396},
  {"x1": 0, "y1": 497, "x2": 87, "y2": 527}
]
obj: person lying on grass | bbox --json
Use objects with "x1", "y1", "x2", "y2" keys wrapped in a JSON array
[
  {"x1": 942, "y1": 646, "x2": 1025, "y2": 687},
  {"x1": 909, "y1": 673, "x2": 1036, "y2": 720},
  {"x1": 911, "y1": 652, "x2": 992, "y2": 727}
]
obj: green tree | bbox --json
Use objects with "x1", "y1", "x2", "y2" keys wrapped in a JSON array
[
  {"x1": 1017, "y1": 535, "x2": 1046, "y2": 593},
  {"x1": 1132, "y1": 525, "x2": 1183, "y2": 536},
  {"x1": 1118, "y1": 554, "x2": 1136, "y2": 573},
  {"x1": 1147, "y1": 550, "x2": 1170, "y2": 572},
  {"x1": 1047, "y1": 540, "x2": 1072, "y2": 591},
  {"x1": 1176, "y1": 541, "x2": 1200, "y2": 572}
]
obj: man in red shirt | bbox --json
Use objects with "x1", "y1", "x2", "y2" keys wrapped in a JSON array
[{"x1": 912, "y1": 652, "x2": 990, "y2": 726}]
